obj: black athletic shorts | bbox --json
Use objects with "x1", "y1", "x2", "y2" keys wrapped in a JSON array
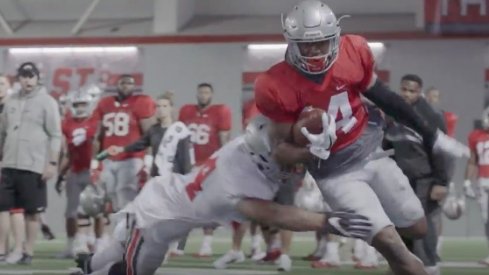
[{"x1": 0, "y1": 168, "x2": 47, "y2": 214}]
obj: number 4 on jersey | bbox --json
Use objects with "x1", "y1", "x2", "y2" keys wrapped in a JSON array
[{"x1": 327, "y1": 92, "x2": 357, "y2": 133}]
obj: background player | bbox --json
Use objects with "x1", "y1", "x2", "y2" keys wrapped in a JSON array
[
  {"x1": 466, "y1": 106, "x2": 489, "y2": 266},
  {"x1": 56, "y1": 90, "x2": 104, "y2": 258},
  {"x1": 178, "y1": 82, "x2": 232, "y2": 257},
  {"x1": 254, "y1": 1, "x2": 468, "y2": 274},
  {"x1": 92, "y1": 74, "x2": 156, "y2": 212}
]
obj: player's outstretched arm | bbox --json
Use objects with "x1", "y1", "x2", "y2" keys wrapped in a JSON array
[
  {"x1": 269, "y1": 121, "x2": 312, "y2": 167},
  {"x1": 464, "y1": 150, "x2": 478, "y2": 198},
  {"x1": 236, "y1": 198, "x2": 372, "y2": 239},
  {"x1": 364, "y1": 76, "x2": 468, "y2": 158}
]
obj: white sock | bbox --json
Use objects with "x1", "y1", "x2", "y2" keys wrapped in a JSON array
[
  {"x1": 252, "y1": 234, "x2": 262, "y2": 249},
  {"x1": 326, "y1": 241, "x2": 339, "y2": 256},
  {"x1": 202, "y1": 236, "x2": 213, "y2": 247},
  {"x1": 437, "y1": 236, "x2": 443, "y2": 255},
  {"x1": 353, "y1": 239, "x2": 365, "y2": 259},
  {"x1": 66, "y1": 237, "x2": 75, "y2": 251},
  {"x1": 269, "y1": 236, "x2": 281, "y2": 251},
  {"x1": 315, "y1": 237, "x2": 328, "y2": 256}
]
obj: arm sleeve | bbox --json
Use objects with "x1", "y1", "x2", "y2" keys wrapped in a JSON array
[
  {"x1": 254, "y1": 74, "x2": 297, "y2": 123},
  {"x1": 44, "y1": 97, "x2": 63, "y2": 153},
  {"x1": 218, "y1": 105, "x2": 232, "y2": 131},
  {"x1": 136, "y1": 96, "x2": 156, "y2": 119},
  {"x1": 349, "y1": 35, "x2": 375, "y2": 92},
  {"x1": 124, "y1": 129, "x2": 151, "y2": 153},
  {"x1": 173, "y1": 136, "x2": 194, "y2": 174},
  {"x1": 0, "y1": 104, "x2": 8, "y2": 151},
  {"x1": 363, "y1": 79, "x2": 437, "y2": 147},
  {"x1": 468, "y1": 132, "x2": 478, "y2": 152},
  {"x1": 425, "y1": 104, "x2": 450, "y2": 185}
]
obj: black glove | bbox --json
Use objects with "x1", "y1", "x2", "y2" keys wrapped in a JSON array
[
  {"x1": 55, "y1": 175, "x2": 65, "y2": 195},
  {"x1": 323, "y1": 210, "x2": 372, "y2": 240}
]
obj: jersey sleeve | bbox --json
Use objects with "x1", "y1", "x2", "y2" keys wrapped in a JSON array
[
  {"x1": 348, "y1": 35, "x2": 375, "y2": 92},
  {"x1": 178, "y1": 105, "x2": 191, "y2": 123},
  {"x1": 468, "y1": 131, "x2": 479, "y2": 152},
  {"x1": 254, "y1": 73, "x2": 297, "y2": 123},
  {"x1": 218, "y1": 105, "x2": 232, "y2": 131},
  {"x1": 135, "y1": 96, "x2": 156, "y2": 119}
]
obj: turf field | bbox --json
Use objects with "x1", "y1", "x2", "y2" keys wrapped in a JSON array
[{"x1": 0, "y1": 231, "x2": 488, "y2": 275}]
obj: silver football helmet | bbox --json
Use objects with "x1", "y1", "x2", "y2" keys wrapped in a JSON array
[
  {"x1": 282, "y1": 0, "x2": 342, "y2": 74},
  {"x1": 482, "y1": 106, "x2": 489, "y2": 130},
  {"x1": 69, "y1": 90, "x2": 93, "y2": 118},
  {"x1": 79, "y1": 184, "x2": 106, "y2": 217},
  {"x1": 442, "y1": 195, "x2": 465, "y2": 220},
  {"x1": 244, "y1": 115, "x2": 295, "y2": 182}
]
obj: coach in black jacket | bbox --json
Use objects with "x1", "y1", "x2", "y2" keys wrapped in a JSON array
[{"x1": 383, "y1": 74, "x2": 449, "y2": 273}]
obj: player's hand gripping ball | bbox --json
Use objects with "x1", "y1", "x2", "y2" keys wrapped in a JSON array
[{"x1": 293, "y1": 107, "x2": 337, "y2": 160}]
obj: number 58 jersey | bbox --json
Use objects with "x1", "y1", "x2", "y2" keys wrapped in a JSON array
[{"x1": 92, "y1": 94, "x2": 156, "y2": 161}]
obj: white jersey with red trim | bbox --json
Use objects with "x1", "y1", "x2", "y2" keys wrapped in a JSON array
[{"x1": 122, "y1": 136, "x2": 283, "y2": 229}]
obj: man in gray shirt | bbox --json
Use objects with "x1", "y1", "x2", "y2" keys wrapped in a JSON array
[{"x1": 0, "y1": 62, "x2": 62, "y2": 264}]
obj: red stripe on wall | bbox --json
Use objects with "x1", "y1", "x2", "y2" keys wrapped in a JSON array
[{"x1": 0, "y1": 32, "x2": 487, "y2": 46}]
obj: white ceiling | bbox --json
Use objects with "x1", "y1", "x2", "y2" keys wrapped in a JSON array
[{"x1": 0, "y1": 0, "x2": 423, "y2": 37}]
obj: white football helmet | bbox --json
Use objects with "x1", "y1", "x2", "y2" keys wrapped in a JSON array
[
  {"x1": 442, "y1": 195, "x2": 465, "y2": 220},
  {"x1": 244, "y1": 115, "x2": 293, "y2": 182},
  {"x1": 79, "y1": 184, "x2": 106, "y2": 218},
  {"x1": 481, "y1": 106, "x2": 489, "y2": 130},
  {"x1": 69, "y1": 90, "x2": 93, "y2": 118},
  {"x1": 282, "y1": 0, "x2": 342, "y2": 74}
]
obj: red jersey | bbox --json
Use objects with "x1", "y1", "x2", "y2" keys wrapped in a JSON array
[
  {"x1": 62, "y1": 116, "x2": 97, "y2": 172},
  {"x1": 468, "y1": 129, "x2": 489, "y2": 178},
  {"x1": 178, "y1": 104, "x2": 232, "y2": 165},
  {"x1": 444, "y1": 111, "x2": 458, "y2": 137},
  {"x1": 255, "y1": 35, "x2": 374, "y2": 152},
  {"x1": 93, "y1": 94, "x2": 156, "y2": 161}
]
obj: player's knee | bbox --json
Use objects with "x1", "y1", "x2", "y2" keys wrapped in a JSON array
[
  {"x1": 372, "y1": 226, "x2": 410, "y2": 264},
  {"x1": 108, "y1": 261, "x2": 126, "y2": 275},
  {"x1": 409, "y1": 217, "x2": 427, "y2": 238}
]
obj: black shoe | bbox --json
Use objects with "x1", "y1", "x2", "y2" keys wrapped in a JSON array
[
  {"x1": 74, "y1": 253, "x2": 93, "y2": 274},
  {"x1": 41, "y1": 224, "x2": 56, "y2": 240},
  {"x1": 18, "y1": 253, "x2": 32, "y2": 265},
  {"x1": 0, "y1": 254, "x2": 6, "y2": 264}
]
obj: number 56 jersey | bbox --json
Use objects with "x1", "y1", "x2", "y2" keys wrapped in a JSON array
[
  {"x1": 123, "y1": 136, "x2": 282, "y2": 229},
  {"x1": 92, "y1": 94, "x2": 156, "y2": 161}
]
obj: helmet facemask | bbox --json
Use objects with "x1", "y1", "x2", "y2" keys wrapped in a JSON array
[{"x1": 287, "y1": 33, "x2": 340, "y2": 75}]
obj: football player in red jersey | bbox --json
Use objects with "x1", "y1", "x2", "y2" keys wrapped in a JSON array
[
  {"x1": 56, "y1": 90, "x2": 105, "y2": 258},
  {"x1": 178, "y1": 82, "x2": 232, "y2": 257},
  {"x1": 92, "y1": 75, "x2": 156, "y2": 212},
  {"x1": 465, "y1": 106, "x2": 489, "y2": 266},
  {"x1": 255, "y1": 1, "x2": 468, "y2": 274}
]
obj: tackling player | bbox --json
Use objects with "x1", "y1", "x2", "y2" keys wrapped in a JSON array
[
  {"x1": 73, "y1": 115, "x2": 372, "y2": 275},
  {"x1": 178, "y1": 82, "x2": 232, "y2": 257},
  {"x1": 254, "y1": 1, "x2": 469, "y2": 275},
  {"x1": 465, "y1": 106, "x2": 489, "y2": 266},
  {"x1": 91, "y1": 74, "x2": 156, "y2": 212}
]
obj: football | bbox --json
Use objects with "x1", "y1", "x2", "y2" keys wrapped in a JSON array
[{"x1": 292, "y1": 107, "x2": 326, "y2": 147}]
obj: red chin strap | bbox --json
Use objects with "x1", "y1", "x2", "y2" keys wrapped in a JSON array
[{"x1": 303, "y1": 57, "x2": 327, "y2": 73}]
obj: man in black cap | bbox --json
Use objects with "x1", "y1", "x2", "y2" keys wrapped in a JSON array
[{"x1": 0, "y1": 62, "x2": 62, "y2": 264}]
